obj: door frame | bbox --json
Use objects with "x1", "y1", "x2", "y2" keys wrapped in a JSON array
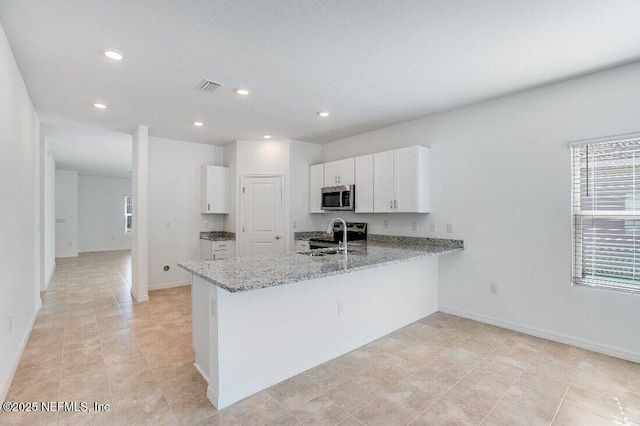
[{"x1": 238, "y1": 174, "x2": 288, "y2": 257}]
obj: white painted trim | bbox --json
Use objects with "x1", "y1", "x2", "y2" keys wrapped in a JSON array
[
  {"x1": 439, "y1": 306, "x2": 640, "y2": 364},
  {"x1": 209, "y1": 310, "x2": 433, "y2": 409},
  {"x1": 194, "y1": 362, "x2": 209, "y2": 384},
  {"x1": 0, "y1": 297, "x2": 42, "y2": 403},
  {"x1": 238, "y1": 174, "x2": 287, "y2": 257},
  {"x1": 148, "y1": 281, "x2": 191, "y2": 291},
  {"x1": 78, "y1": 247, "x2": 131, "y2": 254},
  {"x1": 55, "y1": 253, "x2": 78, "y2": 258},
  {"x1": 42, "y1": 262, "x2": 55, "y2": 291},
  {"x1": 130, "y1": 291, "x2": 149, "y2": 302}
]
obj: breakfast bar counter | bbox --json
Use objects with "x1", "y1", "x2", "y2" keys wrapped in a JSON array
[{"x1": 178, "y1": 236, "x2": 463, "y2": 409}]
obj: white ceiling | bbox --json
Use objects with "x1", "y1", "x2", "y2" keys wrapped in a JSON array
[
  {"x1": 42, "y1": 113, "x2": 132, "y2": 178},
  {"x1": 2, "y1": 0, "x2": 640, "y2": 145}
]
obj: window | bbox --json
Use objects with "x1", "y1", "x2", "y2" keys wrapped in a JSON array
[
  {"x1": 125, "y1": 195, "x2": 132, "y2": 234},
  {"x1": 571, "y1": 135, "x2": 640, "y2": 293}
]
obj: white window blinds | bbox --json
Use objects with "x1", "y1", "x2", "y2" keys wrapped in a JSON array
[{"x1": 572, "y1": 137, "x2": 640, "y2": 293}]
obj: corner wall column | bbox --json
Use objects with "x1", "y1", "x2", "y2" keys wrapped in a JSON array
[{"x1": 131, "y1": 125, "x2": 149, "y2": 302}]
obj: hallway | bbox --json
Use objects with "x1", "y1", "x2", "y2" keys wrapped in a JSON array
[{"x1": 1, "y1": 251, "x2": 205, "y2": 425}]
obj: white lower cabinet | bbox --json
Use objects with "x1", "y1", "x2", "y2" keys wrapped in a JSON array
[{"x1": 200, "y1": 240, "x2": 235, "y2": 260}]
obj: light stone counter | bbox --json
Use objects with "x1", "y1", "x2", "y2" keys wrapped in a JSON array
[{"x1": 179, "y1": 237, "x2": 463, "y2": 293}]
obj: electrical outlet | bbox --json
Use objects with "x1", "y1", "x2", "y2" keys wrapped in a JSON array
[
  {"x1": 8, "y1": 314, "x2": 12, "y2": 331},
  {"x1": 412, "y1": 222, "x2": 418, "y2": 231},
  {"x1": 446, "y1": 223, "x2": 454, "y2": 233},
  {"x1": 203, "y1": 220, "x2": 208, "y2": 229},
  {"x1": 338, "y1": 302, "x2": 345, "y2": 316},
  {"x1": 383, "y1": 221, "x2": 388, "y2": 230},
  {"x1": 430, "y1": 222, "x2": 436, "y2": 232},
  {"x1": 490, "y1": 283, "x2": 498, "y2": 294}
]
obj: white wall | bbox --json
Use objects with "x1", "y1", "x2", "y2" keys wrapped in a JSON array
[
  {"x1": 54, "y1": 170, "x2": 78, "y2": 258},
  {"x1": 321, "y1": 60, "x2": 640, "y2": 360},
  {"x1": 43, "y1": 141, "x2": 55, "y2": 288},
  {"x1": 290, "y1": 140, "x2": 323, "y2": 246},
  {"x1": 223, "y1": 141, "x2": 237, "y2": 233},
  {"x1": 148, "y1": 136, "x2": 223, "y2": 289},
  {"x1": 231, "y1": 139, "x2": 292, "y2": 254},
  {"x1": 78, "y1": 175, "x2": 131, "y2": 252},
  {"x1": 0, "y1": 21, "x2": 40, "y2": 403}
]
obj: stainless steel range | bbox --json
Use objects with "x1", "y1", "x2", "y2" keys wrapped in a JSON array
[{"x1": 309, "y1": 222, "x2": 367, "y2": 250}]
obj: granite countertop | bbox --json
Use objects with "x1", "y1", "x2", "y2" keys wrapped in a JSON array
[
  {"x1": 200, "y1": 231, "x2": 236, "y2": 241},
  {"x1": 179, "y1": 237, "x2": 463, "y2": 293},
  {"x1": 293, "y1": 231, "x2": 328, "y2": 241}
]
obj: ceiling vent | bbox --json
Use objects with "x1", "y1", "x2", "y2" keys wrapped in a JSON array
[{"x1": 198, "y1": 79, "x2": 223, "y2": 93}]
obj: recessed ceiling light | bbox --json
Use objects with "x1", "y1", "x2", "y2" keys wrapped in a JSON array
[
  {"x1": 93, "y1": 103, "x2": 107, "y2": 109},
  {"x1": 103, "y1": 50, "x2": 123, "y2": 61},
  {"x1": 317, "y1": 110, "x2": 330, "y2": 117},
  {"x1": 193, "y1": 121, "x2": 204, "y2": 127},
  {"x1": 235, "y1": 87, "x2": 250, "y2": 96},
  {"x1": 263, "y1": 134, "x2": 272, "y2": 139}
]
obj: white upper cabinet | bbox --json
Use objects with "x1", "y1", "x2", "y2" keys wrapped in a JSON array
[
  {"x1": 374, "y1": 146, "x2": 430, "y2": 213},
  {"x1": 201, "y1": 165, "x2": 229, "y2": 214},
  {"x1": 373, "y1": 150, "x2": 395, "y2": 212},
  {"x1": 323, "y1": 158, "x2": 355, "y2": 186},
  {"x1": 309, "y1": 163, "x2": 324, "y2": 213},
  {"x1": 355, "y1": 154, "x2": 374, "y2": 213}
]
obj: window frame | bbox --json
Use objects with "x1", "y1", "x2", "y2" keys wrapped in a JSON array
[{"x1": 570, "y1": 131, "x2": 640, "y2": 295}]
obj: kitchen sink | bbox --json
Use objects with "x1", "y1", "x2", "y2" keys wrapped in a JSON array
[{"x1": 298, "y1": 248, "x2": 344, "y2": 256}]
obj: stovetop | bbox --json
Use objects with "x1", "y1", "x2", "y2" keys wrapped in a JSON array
[{"x1": 309, "y1": 222, "x2": 367, "y2": 248}]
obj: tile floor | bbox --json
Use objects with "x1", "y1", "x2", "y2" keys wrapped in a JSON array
[{"x1": 1, "y1": 250, "x2": 639, "y2": 425}]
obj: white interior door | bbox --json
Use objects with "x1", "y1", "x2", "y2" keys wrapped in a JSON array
[{"x1": 242, "y1": 176, "x2": 284, "y2": 257}]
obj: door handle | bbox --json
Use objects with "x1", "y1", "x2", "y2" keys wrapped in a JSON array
[{"x1": 275, "y1": 235, "x2": 281, "y2": 240}]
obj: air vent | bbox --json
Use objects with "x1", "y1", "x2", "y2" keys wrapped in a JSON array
[{"x1": 198, "y1": 79, "x2": 223, "y2": 93}]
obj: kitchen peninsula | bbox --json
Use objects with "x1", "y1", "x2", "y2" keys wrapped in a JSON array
[{"x1": 178, "y1": 236, "x2": 463, "y2": 409}]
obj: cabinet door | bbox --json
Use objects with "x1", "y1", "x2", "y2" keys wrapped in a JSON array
[
  {"x1": 323, "y1": 161, "x2": 340, "y2": 187},
  {"x1": 394, "y1": 147, "x2": 418, "y2": 212},
  {"x1": 373, "y1": 150, "x2": 394, "y2": 212},
  {"x1": 202, "y1": 166, "x2": 229, "y2": 214},
  {"x1": 355, "y1": 154, "x2": 374, "y2": 213},
  {"x1": 338, "y1": 158, "x2": 355, "y2": 185},
  {"x1": 309, "y1": 164, "x2": 324, "y2": 213},
  {"x1": 200, "y1": 239, "x2": 213, "y2": 260}
]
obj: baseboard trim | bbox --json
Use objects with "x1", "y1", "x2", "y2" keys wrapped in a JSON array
[
  {"x1": 42, "y1": 263, "x2": 55, "y2": 291},
  {"x1": 0, "y1": 297, "x2": 42, "y2": 403},
  {"x1": 439, "y1": 306, "x2": 640, "y2": 364},
  {"x1": 209, "y1": 308, "x2": 437, "y2": 409},
  {"x1": 148, "y1": 281, "x2": 191, "y2": 291},
  {"x1": 78, "y1": 247, "x2": 131, "y2": 254}
]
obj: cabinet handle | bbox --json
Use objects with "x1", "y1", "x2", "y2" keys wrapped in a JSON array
[
  {"x1": 338, "y1": 176, "x2": 341, "y2": 183},
  {"x1": 208, "y1": 203, "x2": 210, "y2": 211},
  {"x1": 394, "y1": 200, "x2": 397, "y2": 209},
  {"x1": 390, "y1": 200, "x2": 393, "y2": 209}
]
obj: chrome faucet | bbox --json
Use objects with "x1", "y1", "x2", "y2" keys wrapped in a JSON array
[{"x1": 327, "y1": 218, "x2": 348, "y2": 253}]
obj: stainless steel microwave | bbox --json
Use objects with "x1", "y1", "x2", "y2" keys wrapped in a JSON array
[{"x1": 321, "y1": 185, "x2": 355, "y2": 211}]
